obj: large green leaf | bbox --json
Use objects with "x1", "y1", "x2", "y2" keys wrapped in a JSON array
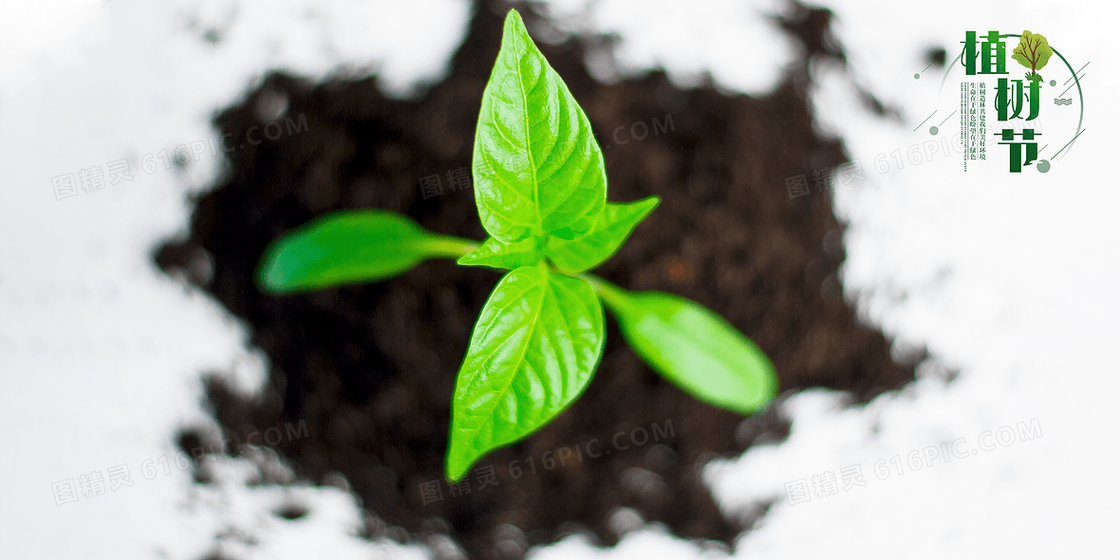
[
  {"x1": 472, "y1": 10, "x2": 606, "y2": 245},
  {"x1": 594, "y1": 280, "x2": 777, "y2": 414},
  {"x1": 256, "y1": 210, "x2": 476, "y2": 293},
  {"x1": 457, "y1": 236, "x2": 545, "y2": 271},
  {"x1": 446, "y1": 262, "x2": 604, "y2": 481},
  {"x1": 546, "y1": 196, "x2": 660, "y2": 273}
]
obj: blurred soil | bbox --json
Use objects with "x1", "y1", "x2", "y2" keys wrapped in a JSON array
[{"x1": 156, "y1": 1, "x2": 918, "y2": 558}]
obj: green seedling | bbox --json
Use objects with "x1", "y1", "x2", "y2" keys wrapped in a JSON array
[{"x1": 256, "y1": 9, "x2": 777, "y2": 481}]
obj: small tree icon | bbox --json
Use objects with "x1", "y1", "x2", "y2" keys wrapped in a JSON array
[{"x1": 1012, "y1": 30, "x2": 1053, "y2": 84}]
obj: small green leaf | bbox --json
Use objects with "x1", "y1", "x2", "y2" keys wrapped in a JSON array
[
  {"x1": 472, "y1": 9, "x2": 607, "y2": 244},
  {"x1": 594, "y1": 280, "x2": 777, "y2": 415},
  {"x1": 546, "y1": 196, "x2": 660, "y2": 273},
  {"x1": 446, "y1": 263, "x2": 604, "y2": 481},
  {"x1": 256, "y1": 210, "x2": 477, "y2": 293},
  {"x1": 457, "y1": 236, "x2": 545, "y2": 271},
  {"x1": 1011, "y1": 30, "x2": 1052, "y2": 74}
]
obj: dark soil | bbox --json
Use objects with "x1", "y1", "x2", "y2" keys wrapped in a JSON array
[{"x1": 156, "y1": 1, "x2": 918, "y2": 558}]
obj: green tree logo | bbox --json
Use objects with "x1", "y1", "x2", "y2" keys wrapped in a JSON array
[{"x1": 1011, "y1": 30, "x2": 1053, "y2": 83}]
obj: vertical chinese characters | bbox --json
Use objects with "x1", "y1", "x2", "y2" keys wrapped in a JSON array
[{"x1": 962, "y1": 30, "x2": 1047, "y2": 173}]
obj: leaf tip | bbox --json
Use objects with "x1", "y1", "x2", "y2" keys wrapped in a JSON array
[
  {"x1": 444, "y1": 437, "x2": 480, "y2": 483},
  {"x1": 444, "y1": 463, "x2": 468, "y2": 484},
  {"x1": 638, "y1": 195, "x2": 661, "y2": 214},
  {"x1": 255, "y1": 243, "x2": 294, "y2": 294},
  {"x1": 743, "y1": 362, "x2": 780, "y2": 413},
  {"x1": 503, "y1": 7, "x2": 525, "y2": 30},
  {"x1": 500, "y1": 8, "x2": 530, "y2": 47}
]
